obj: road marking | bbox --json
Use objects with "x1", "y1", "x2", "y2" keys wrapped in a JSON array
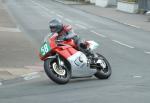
[
  {"x1": 0, "y1": 27, "x2": 21, "y2": 32},
  {"x1": 40, "y1": 5, "x2": 49, "y2": 12},
  {"x1": 31, "y1": 0, "x2": 52, "y2": 18},
  {"x1": 75, "y1": 24, "x2": 87, "y2": 29},
  {"x1": 123, "y1": 23, "x2": 140, "y2": 29},
  {"x1": 56, "y1": 14, "x2": 63, "y2": 18},
  {"x1": 65, "y1": 18, "x2": 73, "y2": 23},
  {"x1": 128, "y1": 24, "x2": 140, "y2": 29},
  {"x1": 133, "y1": 75, "x2": 142, "y2": 78},
  {"x1": 90, "y1": 30, "x2": 106, "y2": 38},
  {"x1": 21, "y1": 72, "x2": 39, "y2": 77},
  {"x1": 0, "y1": 82, "x2": 2, "y2": 86},
  {"x1": 41, "y1": 11, "x2": 51, "y2": 17},
  {"x1": 31, "y1": 0, "x2": 49, "y2": 17},
  {"x1": 23, "y1": 75, "x2": 41, "y2": 81},
  {"x1": 38, "y1": 10, "x2": 50, "y2": 17},
  {"x1": 21, "y1": 72, "x2": 40, "y2": 81},
  {"x1": 41, "y1": 14, "x2": 46, "y2": 17},
  {"x1": 144, "y1": 51, "x2": 150, "y2": 54},
  {"x1": 31, "y1": 0, "x2": 49, "y2": 12},
  {"x1": 24, "y1": 65, "x2": 43, "y2": 72},
  {"x1": 51, "y1": 11, "x2": 55, "y2": 14},
  {"x1": 76, "y1": 21, "x2": 94, "y2": 28},
  {"x1": 112, "y1": 40, "x2": 135, "y2": 49}
]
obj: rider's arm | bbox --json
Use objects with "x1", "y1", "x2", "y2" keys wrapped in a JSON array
[
  {"x1": 62, "y1": 24, "x2": 77, "y2": 40},
  {"x1": 64, "y1": 30, "x2": 77, "y2": 40}
]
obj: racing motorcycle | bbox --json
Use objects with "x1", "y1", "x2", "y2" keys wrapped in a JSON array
[{"x1": 39, "y1": 33, "x2": 111, "y2": 84}]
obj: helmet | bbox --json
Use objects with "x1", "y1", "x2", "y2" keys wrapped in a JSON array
[{"x1": 49, "y1": 18, "x2": 63, "y2": 33}]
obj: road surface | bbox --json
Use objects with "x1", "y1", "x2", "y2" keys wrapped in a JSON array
[{"x1": 0, "y1": 0, "x2": 150, "y2": 103}]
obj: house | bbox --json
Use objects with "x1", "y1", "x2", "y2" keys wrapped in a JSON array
[
  {"x1": 138, "y1": 0, "x2": 150, "y2": 12},
  {"x1": 90, "y1": 0, "x2": 150, "y2": 13}
]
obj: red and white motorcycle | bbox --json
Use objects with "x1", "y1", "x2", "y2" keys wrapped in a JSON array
[{"x1": 39, "y1": 33, "x2": 111, "y2": 84}]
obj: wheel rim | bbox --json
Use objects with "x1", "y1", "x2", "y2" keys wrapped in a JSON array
[
  {"x1": 52, "y1": 62, "x2": 66, "y2": 76},
  {"x1": 97, "y1": 59, "x2": 109, "y2": 73},
  {"x1": 97, "y1": 59, "x2": 106, "y2": 69}
]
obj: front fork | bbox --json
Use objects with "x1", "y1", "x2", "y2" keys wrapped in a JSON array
[
  {"x1": 56, "y1": 54, "x2": 65, "y2": 68},
  {"x1": 47, "y1": 54, "x2": 61, "y2": 66}
]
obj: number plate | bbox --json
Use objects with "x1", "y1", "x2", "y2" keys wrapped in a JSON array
[{"x1": 40, "y1": 42, "x2": 51, "y2": 56}]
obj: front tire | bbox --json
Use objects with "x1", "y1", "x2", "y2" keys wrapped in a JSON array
[
  {"x1": 94, "y1": 53, "x2": 111, "y2": 79},
  {"x1": 44, "y1": 58, "x2": 71, "y2": 84}
]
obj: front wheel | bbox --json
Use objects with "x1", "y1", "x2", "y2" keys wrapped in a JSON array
[
  {"x1": 94, "y1": 53, "x2": 111, "y2": 79},
  {"x1": 44, "y1": 58, "x2": 71, "y2": 84}
]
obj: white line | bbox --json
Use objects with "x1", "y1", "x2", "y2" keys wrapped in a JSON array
[
  {"x1": 144, "y1": 51, "x2": 150, "y2": 54},
  {"x1": 56, "y1": 14, "x2": 63, "y2": 18},
  {"x1": 31, "y1": 0, "x2": 66, "y2": 20},
  {"x1": 23, "y1": 75, "x2": 40, "y2": 81},
  {"x1": 123, "y1": 23, "x2": 140, "y2": 28},
  {"x1": 0, "y1": 82, "x2": 2, "y2": 86},
  {"x1": 21, "y1": 72, "x2": 40, "y2": 81},
  {"x1": 76, "y1": 21, "x2": 94, "y2": 28},
  {"x1": 65, "y1": 18, "x2": 73, "y2": 23},
  {"x1": 57, "y1": 12, "x2": 64, "y2": 15},
  {"x1": 90, "y1": 30, "x2": 106, "y2": 38},
  {"x1": 0, "y1": 27, "x2": 21, "y2": 32},
  {"x1": 31, "y1": 0, "x2": 51, "y2": 17},
  {"x1": 31, "y1": 0, "x2": 49, "y2": 12},
  {"x1": 40, "y1": 5, "x2": 49, "y2": 12},
  {"x1": 37, "y1": 11, "x2": 51, "y2": 17},
  {"x1": 50, "y1": 11, "x2": 55, "y2": 14},
  {"x1": 112, "y1": 40, "x2": 135, "y2": 49},
  {"x1": 75, "y1": 24, "x2": 87, "y2": 29},
  {"x1": 42, "y1": 11, "x2": 51, "y2": 17},
  {"x1": 128, "y1": 24, "x2": 140, "y2": 29},
  {"x1": 133, "y1": 75, "x2": 142, "y2": 78},
  {"x1": 41, "y1": 14, "x2": 45, "y2": 17},
  {"x1": 21, "y1": 72, "x2": 39, "y2": 77}
]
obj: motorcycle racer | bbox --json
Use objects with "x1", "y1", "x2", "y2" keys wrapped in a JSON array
[
  {"x1": 48, "y1": 18, "x2": 89, "y2": 53},
  {"x1": 39, "y1": 19, "x2": 112, "y2": 84}
]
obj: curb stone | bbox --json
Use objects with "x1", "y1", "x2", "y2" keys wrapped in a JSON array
[
  {"x1": 53, "y1": 0, "x2": 90, "y2": 5},
  {"x1": 0, "y1": 66, "x2": 44, "y2": 86},
  {"x1": 0, "y1": 71, "x2": 44, "y2": 86}
]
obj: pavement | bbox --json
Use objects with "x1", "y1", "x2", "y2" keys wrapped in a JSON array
[
  {"x1": 54, "y1": 0, "x2": 150, "y2": 32},
  {"x1": 0, "y1": 0, "x2": 43, "y2": 83}
]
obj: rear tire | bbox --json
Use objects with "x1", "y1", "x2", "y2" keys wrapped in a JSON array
[
  {"x1": 94, "y1": 53, "x2": 111, "y2": 79},
  {"x1": 44, "y1": 57, "x2": 71, "y2": 84}
]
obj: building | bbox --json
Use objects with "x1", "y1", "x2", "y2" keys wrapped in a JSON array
[
  {"x1": 138, "y1": 0, "x2": 150, "y2": 12},
  {"x1": 90, "y1": 0, "x2": 150, "y2": 13}
]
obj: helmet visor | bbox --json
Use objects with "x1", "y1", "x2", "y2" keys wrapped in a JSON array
[{"x1": 50, "y1": 26, "x2": 57, "y2": 32}]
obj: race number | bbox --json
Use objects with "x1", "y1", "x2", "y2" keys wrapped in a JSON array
[{"x1": 40, "y1": 42, "x2": 51, "y2": 56}]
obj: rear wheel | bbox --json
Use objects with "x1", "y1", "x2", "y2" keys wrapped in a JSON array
[
  {"x1": 44, "y1": 57, "x2": 71, "y2": 84},
  {"x1": 94, "y1": 53, "x2": 111, "y2": 79}
]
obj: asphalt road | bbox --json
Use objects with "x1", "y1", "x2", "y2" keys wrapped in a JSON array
[{"x1": 1, "y1": 0, "x2": 150, "y2": 103}]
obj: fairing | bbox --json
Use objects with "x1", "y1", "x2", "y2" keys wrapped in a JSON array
[
  {"x1": 67, "y1": 51, "x2": 97, "y2": 77},
  {"x1": 86, "y1": 41, "x2": 99, "y2": 50}
]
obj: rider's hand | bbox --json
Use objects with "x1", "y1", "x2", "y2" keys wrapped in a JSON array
[
  {"x1": 63, "y1": 37, "x2": 68, "y2": 41},
  {"x1": 80, "y1": 42, "x2": 89, "y2": 49}
]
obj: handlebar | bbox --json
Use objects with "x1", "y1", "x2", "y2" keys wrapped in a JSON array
[{"x1": 56, "y1": 40, "x2": 64, "y2": 42}]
